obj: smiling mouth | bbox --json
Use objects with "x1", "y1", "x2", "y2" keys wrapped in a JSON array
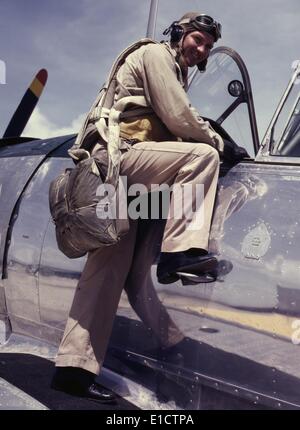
[{"x1": 191, "y1": 52, "x2": 203, "y2": 63}]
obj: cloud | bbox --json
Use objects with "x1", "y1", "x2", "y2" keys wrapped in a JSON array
[{"x1": 23, "y1": 107, "x2": 85, "y2": 139}]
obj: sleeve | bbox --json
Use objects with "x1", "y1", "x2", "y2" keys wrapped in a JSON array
[{"x1": 142, "y1": 44, "x2": 224, "y2": 155}]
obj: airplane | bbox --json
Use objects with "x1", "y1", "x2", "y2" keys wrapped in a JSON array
[{"x1": 0, "y1": 0, "x2": 300, "y2": 410}]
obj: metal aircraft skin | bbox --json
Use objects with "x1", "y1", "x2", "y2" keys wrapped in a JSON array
[{"x1": 1, "y1": 45, "x2": 300, "y2": 410}]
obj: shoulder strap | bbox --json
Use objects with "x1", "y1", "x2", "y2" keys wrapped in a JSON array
[{"x1": 70, "y1": 38, "x2": 158, "y2": 155}]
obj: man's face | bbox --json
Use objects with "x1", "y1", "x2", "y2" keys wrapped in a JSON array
[{"x1": 181, "y1": 30, "x2": 214, "y2": 68}]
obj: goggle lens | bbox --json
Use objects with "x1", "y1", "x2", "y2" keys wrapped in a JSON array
[
  {"x1": 194, "y1": 14, "x2": 222, "y2": 39},
  {"x1": 196, "y1": 15, "x2": 214, "y2": 25}
]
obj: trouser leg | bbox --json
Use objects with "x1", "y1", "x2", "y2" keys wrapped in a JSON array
[
  {"x1": 121, "y1": 141, "x2": 220, "y2": 252},
  {"x1": 124, "y1": 219, "x2": 185, "y2": 348},
  {"x1": 55, "y1": 141, "x2": 219, "y2": 375},
  {"x1": 55, "y1": 220, "x2": 138, "y2": 375}
]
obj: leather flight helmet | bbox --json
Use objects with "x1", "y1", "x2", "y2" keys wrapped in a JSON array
[{"x1": 163, "y1": 11, "x2": 222, "y2": 72}]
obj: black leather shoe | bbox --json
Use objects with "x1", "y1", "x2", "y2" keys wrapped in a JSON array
[
  {"x1": 157, "y1": 251, "x2": 218, "y2": 284},
  {"x1": 51, "y1": 367, "x2": 116, "y2": 403},
  {"x1": 177, "y1": 258, "x2": 233, "y2": 285}
]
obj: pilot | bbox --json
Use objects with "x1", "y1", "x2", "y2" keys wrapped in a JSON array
[{"x1": 51, "y1": 11, "x2": 248, "y2": 402}]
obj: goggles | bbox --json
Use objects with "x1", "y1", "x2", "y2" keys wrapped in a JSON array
[{"x1": 181, "y1": 14, "x2": 222, "y2": 40}]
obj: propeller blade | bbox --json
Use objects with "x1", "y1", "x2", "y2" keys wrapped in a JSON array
[{"x1": 3, "y1": 69, "x2": 48, "y2": 138}]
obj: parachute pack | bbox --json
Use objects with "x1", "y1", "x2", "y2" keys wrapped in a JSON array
[{"x1": 49, "y1": 38, "x2": 157, "y2": 258}]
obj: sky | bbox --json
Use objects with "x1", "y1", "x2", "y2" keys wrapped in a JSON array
[{"x1": 0, "y1": 0, "x2": 299, "y2": 146}]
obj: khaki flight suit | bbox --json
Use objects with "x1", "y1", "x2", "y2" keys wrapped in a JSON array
[{"x1": 56, "y1": 42, "x2": 224, "y2": 375}]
